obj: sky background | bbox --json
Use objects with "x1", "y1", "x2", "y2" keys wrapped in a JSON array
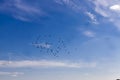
[{"x1": 1, "y1": 0, "x2": 120, "y2": 80}]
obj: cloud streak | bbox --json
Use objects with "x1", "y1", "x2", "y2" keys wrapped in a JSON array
[
  {"x1": 0, "y1": 0, "x2": 43, "y2": 21},
  {"x1": 55, "y1": 0, "x2": 98, "y2": 24},
  {"x1": 0, "y1": 71, "x2": 24, "y2": 77},
  {"x1": 54, "y1": 0, "x2": 81, "y2": 12},
  {"x1": 0, "y1": 60, "x2": 97, "y2": 68}
]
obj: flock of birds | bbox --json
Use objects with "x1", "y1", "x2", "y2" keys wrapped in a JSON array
[
  {"x1": 6, "y1": 35, "x2": 71, "y2": 62},
  {"x1": 32, "y1": 35, "x2": 70, "y2": 57}
]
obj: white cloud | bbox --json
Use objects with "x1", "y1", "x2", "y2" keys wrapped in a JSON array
[
  {"x1": 0, "y1": 60, "x2": 97, "y2": 68},
  {"x1": 0, "y1": 71, "x2": 24, "y2": 77},
  {"x1": 86, "y1": 12, "x2": 98, "y2": 24},
  {"x1": 0, "y1": 0, "x2": 43, "y2": 21},
  {"x1": 110, "y1": 5, "x2": 120, "y2": 11},
  {"x1": 83, "y1": 30, "x2": 95, "y2": 38},
  {"x1": 91, "y1": 0, "x2": 120, "y2": 30}
]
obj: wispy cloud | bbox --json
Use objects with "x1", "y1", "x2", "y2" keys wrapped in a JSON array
[
  {"x1": 55, "y1": 0, "x2": 98, "y2": 24},
  {"x1": 0, "y1": 71, "x2": 24, "y2": 77},
  {"x1": 83, "y1": 30, "x2": 95, "y2": 38},
  {"x1": 54, "y1": 0, "x2": 81, "y2": 12},
  {"x1": 91, "y1": 0, "x2": 120, "y2": 30},
  {"x1": 0, "y1": 0, "x2": 43, "y2": 21},
  {"x1": 0, "y1": 60, "x2": 97, "y2": 68},
  {"x1": 86, "y1": 12, "x2": 98, "y2": 24}
]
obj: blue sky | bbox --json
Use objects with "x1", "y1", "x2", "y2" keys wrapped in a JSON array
[{"x1": 1, "y1": 0, "x2": 120, "y2": 80}]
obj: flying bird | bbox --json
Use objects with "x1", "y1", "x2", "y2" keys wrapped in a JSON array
[{"x1": 31, "y1": 34, "x2": 71, "y2": 57}]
